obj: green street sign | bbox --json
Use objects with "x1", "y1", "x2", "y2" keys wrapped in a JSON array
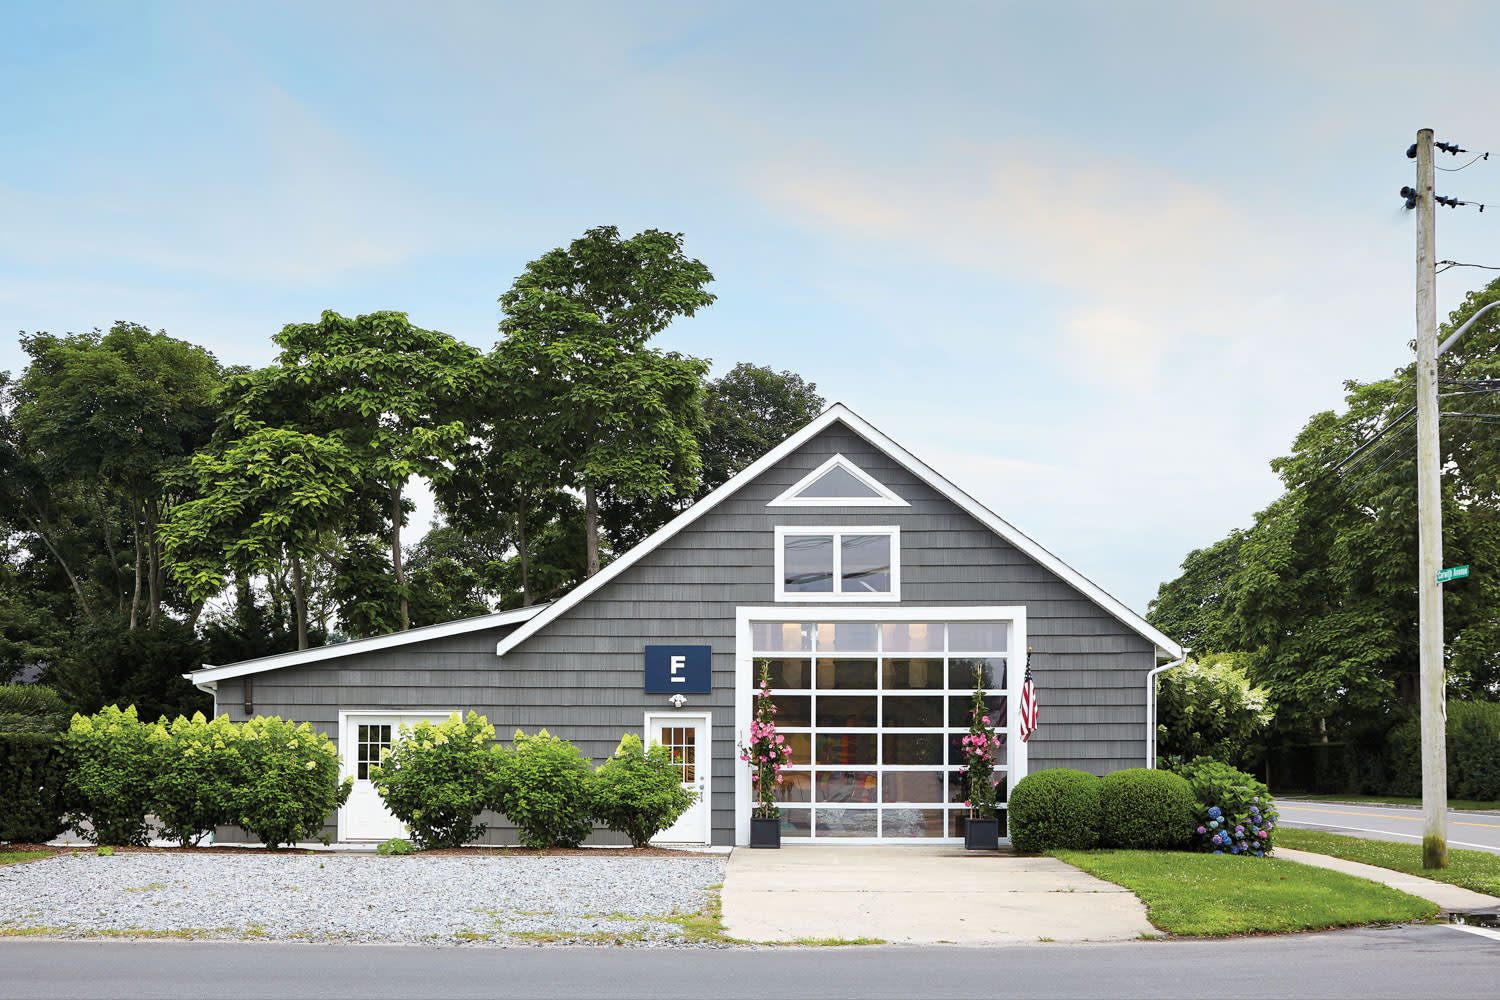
[{"x1": 1437, "y1": 565, "x2": 1471, "y2": 584}]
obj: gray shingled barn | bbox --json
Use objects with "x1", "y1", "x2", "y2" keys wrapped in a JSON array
[{"x1": 186, "y1": 403, "x2": 1182, "y2": 846}]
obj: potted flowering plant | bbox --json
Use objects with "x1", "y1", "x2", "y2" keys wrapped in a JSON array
[
  {"x1": 959, "y1": 663, "x2": 1003, "y2": 850},
  {"x1": 740, "y1": 660, "x2": 792, "y2": 848}
]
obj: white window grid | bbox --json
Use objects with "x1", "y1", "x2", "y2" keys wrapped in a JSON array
[{"x1": 750, "y1": 620, "x2": 1008, "y2": 840}]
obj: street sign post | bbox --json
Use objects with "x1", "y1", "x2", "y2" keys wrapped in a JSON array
[{"x1": 1436, "y1": 565, "x2": 1470, "y2": 584}]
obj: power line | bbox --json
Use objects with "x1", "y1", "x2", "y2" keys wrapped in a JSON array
[{"x1": 1437, "y1": 260, "x2": 1500, "y2": 274}]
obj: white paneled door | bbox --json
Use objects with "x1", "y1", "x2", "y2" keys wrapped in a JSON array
[
  {"x1": 645, "y1": 713, "x2": 711, "y2": 845},
  {"x1": 340, "y1": 712, "x2": 449, "y2": 842}
]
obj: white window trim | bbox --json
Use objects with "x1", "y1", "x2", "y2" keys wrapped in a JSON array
[
  {"x1": 733, "y1": 606, "x2": 1028, "y2": 846},
  {"x1": 336, "y1": 709, "x2": 457, "y2": 843},
  {"x1": 643, "y1": 710, "x2": 713, "y2": 846},
  {"x1": 767, "y1": 453, "x2": 909, "y2": 507},
  {"x1": 773, "y1": 525, "x2": 901, "y2": 602}
]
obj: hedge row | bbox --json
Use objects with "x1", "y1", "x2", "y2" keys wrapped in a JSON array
[
  {"x1": 370, "y1": 715, "x2": 694, "y2": 849},
  {"x1": 0, "y1": 733, "x2": 68, "y2": 843},
  {"x1": 1009, "y1": 759, "x2": 1276, "y2": 857},
  {"x1": 61, "y1": 706, "x2": 351, "y2": 849}
]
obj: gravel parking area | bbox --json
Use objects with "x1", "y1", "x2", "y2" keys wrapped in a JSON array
[{"x1": 0, "y1": 852, "x2": 729, "y2": 946}]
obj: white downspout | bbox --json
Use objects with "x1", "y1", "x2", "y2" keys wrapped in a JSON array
[{"x1": 1146, "y1": 648, "x2": 1190, "y2": 769}]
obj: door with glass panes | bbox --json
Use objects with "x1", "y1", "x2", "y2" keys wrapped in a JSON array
[
  {"x1": 747, "y1": 619, "x2": 1011, "y2": 841},
  {"x1": 341, "y1": 713, "x2": 448, "y2": 841},
  {"x1": 645, "y1": 713, "x2": 711, "y2": 844}
]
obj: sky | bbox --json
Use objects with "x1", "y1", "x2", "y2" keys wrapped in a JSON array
[{"x1": 4, "y1": 1, "x2": 1499, "y2": 615}]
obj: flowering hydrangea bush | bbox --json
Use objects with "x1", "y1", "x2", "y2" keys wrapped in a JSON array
[
  {"x1": 1172, "y1": 756, "x2": 1279, "y2": 857},
  {"x1": 958, "y1": 662, "x2": 1002, "y2": 818},
  {"x1": 371, "y1": 711, "x2": 503, "y2": 849},
  {"x1": 740, "y1": 661, "x2": 792, "y2": 819}
]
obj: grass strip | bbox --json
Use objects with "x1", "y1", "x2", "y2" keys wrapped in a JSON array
[
  {"x1": 0, "y1": 851, "x2": 53, "y2": 868},
  {"x1": 1279, "y1": 828, "x2": 1500, "y2": 897},
  {"x1": 1281, "y1": 793, "x2": 1500, "y2": 811},
  {"x1": 1052, "y1": 849, "x2": 1436, "y2": 937}
]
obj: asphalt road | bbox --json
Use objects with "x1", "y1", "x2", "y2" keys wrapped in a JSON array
[
  {"x1": 2, "y1": 926, "x2": 1498, "y2": 1000},
  {"x1": 1278, "y1": 798, "x2": 1500, "y2": 854}
]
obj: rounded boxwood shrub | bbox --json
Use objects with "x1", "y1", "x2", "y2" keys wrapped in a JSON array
[
  {"x1": 591, "y1": 733, "x2": 697, "y2": 848},
  {"x1": 60, "y1": 705, "x2": 156, "y2": 846},
  {"x1": 1008, "y1": 768, "x2": 1101, "y2": 852},
  {"x1": 1098, "y1": 768, "x2": 1195, "y2": 849},
  {"x1": 234, "y1": 716, "x2": 352, "y2": 849},
  {"x1": 493, "y1": 729, "x2": 594, "y2": 849},
  {"x1": 370, "y1": 711, "x2": 504, "y2": 849}
]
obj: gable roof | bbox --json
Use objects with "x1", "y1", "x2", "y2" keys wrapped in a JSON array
[
  {"x1": 185, "y1": 603, "x2": 549, "y2": 686},
  {"x1": 496, "y1": 403, "x2": 1183, "y2": 661}
]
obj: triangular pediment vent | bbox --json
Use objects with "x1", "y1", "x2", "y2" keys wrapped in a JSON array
[{"x1": 767, "y1": 454, "x2": 908, "y2": 507}]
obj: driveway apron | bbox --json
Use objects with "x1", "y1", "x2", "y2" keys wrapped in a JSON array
[{"x1": 720, "y1": 845, "x2": 1155, "y2": 944}]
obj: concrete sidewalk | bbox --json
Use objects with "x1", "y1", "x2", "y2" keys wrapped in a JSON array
[
  {"x1": 1277, "y1": 847, "x2": 1500, "y2": 911},
  {"x1": 720, "y1": 845, "x2": 1156, "y2": 945}
]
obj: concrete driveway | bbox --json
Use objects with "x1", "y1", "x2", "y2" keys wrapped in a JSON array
[{"x1": 720, "y1": 845, "x2": 1156, "y2": 944}]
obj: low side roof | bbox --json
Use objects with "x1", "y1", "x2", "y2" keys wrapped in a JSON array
[
  {"x1": 185, "y1": 603, "x2": 549, "y2": 685},
  {"x1": 496, "y1": 403, "x2": 1184, "y2": 662}
]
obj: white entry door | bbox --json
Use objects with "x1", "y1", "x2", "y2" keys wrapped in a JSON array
[
  {"x1": 645, "y1": 713, "x2": 711, "y2": 845},
  {"x1": 340, "y1": 712, "x2": 449, "y2": 842}
]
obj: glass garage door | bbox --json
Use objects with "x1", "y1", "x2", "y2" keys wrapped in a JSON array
[{"x1": 750, "y1": 620, "x2": 1009, "y2": 841}]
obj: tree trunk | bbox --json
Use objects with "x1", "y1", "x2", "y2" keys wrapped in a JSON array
[
  {"x1": 390, "y1": 480, "x2": 409, "y2": 630},
  {"x1": 95, "y1": 492, "x2": 126, "y2": 613},
  {"x1": 146, "y1": 497, "x2": 162, "y2": 625},
  {"x1": 129, "y1": 497, "x2": 144, "y2": 631},
  {"x1": 584, "y1": 483, "x2": 600, "y2": 578},
  {"x1": 290, "y1": 554, "x2": 309, "y2": 651},
  {"x1": 24, "y1": 510, "x2": 93, "y2": 619},
  {"x1": 517, "y1": 499, "x2": 532, "y2": 607}
]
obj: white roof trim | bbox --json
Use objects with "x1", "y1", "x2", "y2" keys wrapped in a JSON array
[
  {"x1": 496, "y1": 403, "x2": 1183, "y2": 661},
  {"x1": 187, "y1": 603, "x2": 550, "y2": 685},
  {"x1": 766, "y1": 452, "x2": 909, "y2": 507}
]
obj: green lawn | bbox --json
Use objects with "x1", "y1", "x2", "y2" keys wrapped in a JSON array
[
  {"x1": 1279, "y1": 828, "x2": 1500, "y2": 897},
  {"x1": 1053, "y1": 849, "x2": 1436, "y2": 937},
  {"x1": 1280, "y1": 792, "x2": 1500, "y2": 812},
  {"x1": 0, "y1": 851, "x2": 53, "y2": 867}
]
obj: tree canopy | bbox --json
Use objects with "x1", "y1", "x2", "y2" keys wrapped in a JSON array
[{"x1": 1149, "y1": 276, "x2": 1500, "y2": 743}]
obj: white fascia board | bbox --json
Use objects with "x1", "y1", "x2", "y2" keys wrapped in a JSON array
[
  {"x1": 495, "y1": 401, "x2": 1184, "y2": 662},
  {"x1": 186, "y1": 603, "x2": 550, "y2": 685}
]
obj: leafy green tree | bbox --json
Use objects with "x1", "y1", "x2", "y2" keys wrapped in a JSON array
[
  {"x1": 8, "y1": 324, "x2": 222, "y2": 628},
  {"x1": 1146, "y1": 532, "x2": 1247, "y2": 655},
  {"x1": 163, "y1": 425, "x2": 363, "y2": 649},
  {"x1": 223, "y1": 311, "x2": 481, "y2": 630},
  {"x1": 698, "y1": 363, "x2": 825, "y2": 494},
  {"x1": 496, "y1": 226, "x2": 715, "y2": 577}
]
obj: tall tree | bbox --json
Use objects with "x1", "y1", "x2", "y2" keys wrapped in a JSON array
[
  {"x1": 222, "y1": 311, "x2": 480, "y2": 630},
  {"x1": 5, "y1": 324, "x2": 222, "y2": 628},
  {"x1": 496, "y1": 226, "x2": 716, "y2": 576}
]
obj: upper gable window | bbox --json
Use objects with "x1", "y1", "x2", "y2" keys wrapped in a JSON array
[
  {"x1": 774, "y1": 526, "x2": 900, "y2": 602},
  {"x1": 767, "y1": 454, "x2": 908, "y2": 507}
]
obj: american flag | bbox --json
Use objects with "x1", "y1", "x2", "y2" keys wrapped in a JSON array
[{"x1": 1019, "y1": 648, "x2": 1038, "y2": 742}]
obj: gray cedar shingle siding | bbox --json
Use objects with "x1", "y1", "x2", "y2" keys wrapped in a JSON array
[{"x1": 212, "y1": 421, "x2": 1156, "y2": 845}]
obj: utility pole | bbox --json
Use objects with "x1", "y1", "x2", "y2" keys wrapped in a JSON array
[{"x1": 1413, "y1": 127, "x2": 1448, "y2": 870}]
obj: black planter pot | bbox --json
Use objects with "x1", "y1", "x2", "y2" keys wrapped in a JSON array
[
  {"x1": 749, "y1": 816, "x2": 781, "y2": 849},
  {"x1": 964, "y1": 817, "x2": 1000, "y2": 851}
]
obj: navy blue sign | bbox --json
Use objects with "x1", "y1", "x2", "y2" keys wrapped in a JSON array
[{"x1": 644, "y1": 645, "x2": 712, "y2": 694}]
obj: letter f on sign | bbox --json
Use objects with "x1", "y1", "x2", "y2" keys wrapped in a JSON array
[{"x1": 670, "y1": 655, "x2": 686, "y2": 683}]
